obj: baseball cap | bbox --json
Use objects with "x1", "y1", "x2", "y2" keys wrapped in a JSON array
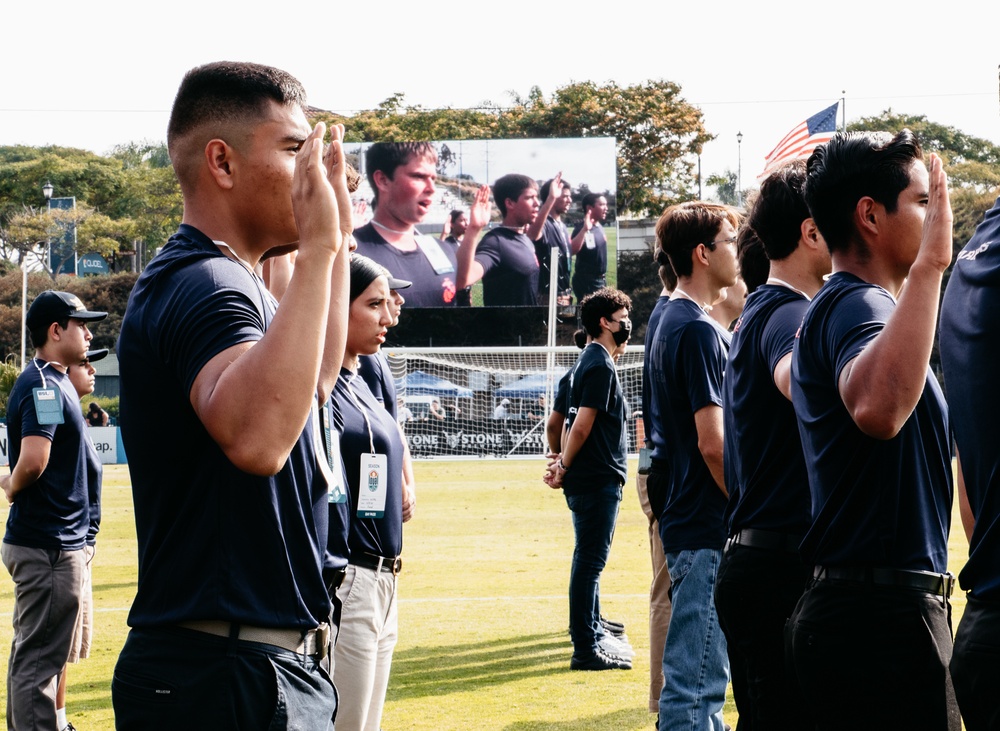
[
  {"x1": 26, "y1": 291, "x2": 107, "y2": 331},
  {"x1": 387, "y1": 275, "x2": 412, "y2": 290},
  {"x1": 85, "y1": 348, "x2": 109, "y2": 363}
]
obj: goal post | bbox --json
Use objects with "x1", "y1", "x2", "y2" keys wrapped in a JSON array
[{"x1": 386, "y1": 346, "x2": 645, "y2": 460}]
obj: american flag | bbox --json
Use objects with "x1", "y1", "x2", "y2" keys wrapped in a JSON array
[{"x1": 759, "y1": 102, "x2": 840, "y2": 180}]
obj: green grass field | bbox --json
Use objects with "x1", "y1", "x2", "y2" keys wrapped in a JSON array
[{"x1": 0, "y1": 458, "x2": 970, "y2": 730}]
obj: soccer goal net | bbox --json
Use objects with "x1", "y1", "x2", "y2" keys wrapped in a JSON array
[{"x1": 386, "y1": 346, "x2": 645, "y2": 459}]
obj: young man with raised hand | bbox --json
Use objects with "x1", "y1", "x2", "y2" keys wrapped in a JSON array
[
  {"x1": 939, "y1": 180, "x2": 1000, "y2": 730},
  {"x1": 113, "y1": 61, "x2": 352, "y2": 730},
  {"x1": 570, "y1": 192, "x2": 611, "y2": 302},
  {"x1": 715, "y1": 160, "x2": 830, "y2": 729},
  {"x1": 788, "y1": 130, "x2": 958, "y2": 729},
  {"x1": 646, "y1": 202, "x2": 740, "y2": 731},
  {"x1": 354, "y1": 142, "x2": 460, "y2": 307},
  {"x1": 456, "y1": 174, "x2": 546, "y2": 306},
  {"x1": 530, "y1": 174, "x2": 573, "y2": 305},
  {"x1": 2, "y1": 291, "x2": 106, "y2": 731},
  {"x1": 545, "y1": 287, "x2": 633, "y2": 671}
]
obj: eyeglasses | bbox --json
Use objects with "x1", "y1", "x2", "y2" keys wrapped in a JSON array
[{"x1": 704, "y1": 235, "x2": 737, "y2": 251}]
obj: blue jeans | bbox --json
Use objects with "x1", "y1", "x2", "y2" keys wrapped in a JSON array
[
  {"x1": 565, "y1": 483, "x2": 622, "y2": 657},
  {"x1": 659, "y1": 548, "x2": 728, "y2": 731}
]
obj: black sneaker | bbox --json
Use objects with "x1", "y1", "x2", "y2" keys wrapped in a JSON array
[
  {"x1": 570, "y1": 649, "x2": 632, "y2": 671},
  {"x1": 62, "y1": 724, "x2": 77, "y2": 731},
  {"x1": 600, "y1": 616, "x2": 626, "y2": 637}
]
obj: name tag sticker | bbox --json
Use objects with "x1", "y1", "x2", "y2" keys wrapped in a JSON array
[
  {"x1": 32, "y1": 385, "x2": 64, "y2": 425},
  {"x1": 357, "y1": 452, "x2": 388, "y2": 518}
]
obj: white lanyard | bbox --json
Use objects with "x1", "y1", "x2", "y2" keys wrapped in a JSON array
[{"x1": 341, "y1": 372, "x2": 376, "y2": 454}]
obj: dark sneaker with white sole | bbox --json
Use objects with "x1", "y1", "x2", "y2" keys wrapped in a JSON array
[{"x1": 570, "y1": 649, "x2": 633, "y2": 671}]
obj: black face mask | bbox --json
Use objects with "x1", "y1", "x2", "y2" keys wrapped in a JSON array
[{"x1": 612, "y1": 318, "x2": 632, "y2": 346}]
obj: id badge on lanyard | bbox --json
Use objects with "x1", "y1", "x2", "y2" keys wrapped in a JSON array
[
  {"x1": 415, "y1": 235, "x2": 455, "y2": 274},
  {"x1": 313, "y1": 399, "x2": 347, "y2": 504},
  {"x1": 31, "y1": 360, "x2": 64, "y2": 425},
  {"x1": 357, "y1": 453, "x2": 388, "y2": 518}
]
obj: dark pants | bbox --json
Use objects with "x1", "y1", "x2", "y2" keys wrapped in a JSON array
[
  {"x1": 951, "y1": 595, "x2": 1000, "y2": 730},
  {"x1": 786, "y1": 579, "x2": 960, "y2": 730},
  {"x1": 565, "y1": 483, "x2": 622, "y2": 657},
  {"x1": 572, "y1": 275, "x2": 606, "y2": 304},
  {"x1": 112, "y1": 626, "x2": 337, "y2": 731},
  {"x1": 714, "y1": 542, "x2": 809, "y2": 730}
]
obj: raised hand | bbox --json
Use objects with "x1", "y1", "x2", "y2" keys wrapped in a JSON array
[
  {"x1": 292, "y1": 121, "x2": 341, "y2": 257},
  {"x1": 918, "y1": 153, "x2": 953, "y2": 274}
]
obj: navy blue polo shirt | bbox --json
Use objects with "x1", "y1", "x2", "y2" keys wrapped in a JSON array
[
  {"x1": 562, "y1": 343, "x2": 628, "y2": 494},
  {"x1": 475, "y1": 227, "x2": 540, "y2": 306},
  {"x1": 791, "y1": 272, "x2": 951, "y2": 572},
  {"x1": 534, "y1": 216, "x2": 572, "y2": 296},
  {"x1": 941, "y1": 196, "x2": 1000, "y2": 598},
  {"x1": 331, "y1": 370, "x2": 404, "y2": 559},
  {"x1": 358, "y1": 352, "x2": 397, "y2": 421},
  {"x1": 117, "y1": 224, "x2": 333, "y2": 630},
  {"x1": 354, "y1": 223, "x2": 458, "y2": 307},
  {"x1": 571, "y1": 222, "x2": 608, "y2": 282},
  {"x1": 723, "y1": 285, "x2": 811, "y2": 536},
  {"x1": 641, "y1": 295, "x2": 670, "y2": 445},
  {"x1": 647, "y1": 299, "x2": 730, "y2": 552},
  {"x1": 3, "y1": 363, "x2": 90, "y2": 551}
]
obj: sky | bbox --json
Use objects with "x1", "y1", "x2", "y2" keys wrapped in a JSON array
[{"x1": 3, "y1": 0, "x2": 997, "y2": 203}]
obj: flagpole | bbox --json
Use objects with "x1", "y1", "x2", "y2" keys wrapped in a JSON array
[{"x1": 841, "y1": 91, "x2": 847, "y2": 132}]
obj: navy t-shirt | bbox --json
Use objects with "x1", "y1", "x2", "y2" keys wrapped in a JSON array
[
  {"x1": 641, "y1": 296, "x2": 670, "y2": 445},
  {"x1": 647, "y1": 299, "x2": 730, "y2": 551},
  {"x1": 331, "y1": 370, "x2": 404, "y2": 559},
  {"x1": 534, "y1": 216, "x2": 572, "y2": 296},
  {"x1": 84, "y1": 433, "x2": 102, "y2": 545},
  {"x1": 791, "y1": 272, "x2": 951, "y2": 572},
  {"x1": 562, "y1": 343, "x2": 628, "y2": 494},
  {"x1": 571, "y1": 222, "x2": 608, "y2": 282},
  {"x1": 354, "y1": 223, "x2": 458, "y2": 307},
  {"x1": 941, "y1": 196, "x2": 1000, "y2": 597},
  {"x1": 117, "y1": 224, "x2": 333, "y2": 629},
  {"x1": 723, "y1": 285, "x2": 811, "y2": 536},
  {"x1": 475, "y1": 227, "x2": 540, "y2": 306},
  {"x1": 3, "y1": 363, "x2": 90, "y2": 551}
]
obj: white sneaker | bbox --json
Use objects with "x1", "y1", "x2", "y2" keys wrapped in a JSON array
[{"x1": 598, "y1": 634, "x2": 635, "y2": 659}]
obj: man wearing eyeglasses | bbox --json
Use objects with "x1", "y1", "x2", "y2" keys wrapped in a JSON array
[{"x1": 645, "y1": 202, "x2": 741, "y2": 731}]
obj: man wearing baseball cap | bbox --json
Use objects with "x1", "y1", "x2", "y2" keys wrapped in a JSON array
[{"x1": 1, "y1": 290, "x2": 106, "y2": 731}]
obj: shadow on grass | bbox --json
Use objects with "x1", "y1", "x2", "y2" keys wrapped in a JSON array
[
  {"x1": 93, "y1": 581, "x2": 137, "y2": 592},
  {"x1": 503, "y1": 707, "x2": 651, "y2": 731},
  {"x1": 388, "y1": 631, "x2": 574, "y2": 700}
]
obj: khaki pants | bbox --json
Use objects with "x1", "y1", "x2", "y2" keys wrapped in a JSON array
[{"x1": 636, "y1": 473, "x2": 672, "y2": 713}]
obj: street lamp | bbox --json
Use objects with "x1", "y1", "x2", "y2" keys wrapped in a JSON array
[
  {"x1": 736, "y1": 132, "x2": 743, "y2": 207},
  {"x1": 42, "y1": 181, "x2": 54, "y2": 201}
]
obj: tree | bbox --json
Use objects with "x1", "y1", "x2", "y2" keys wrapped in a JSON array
[{"x1": 312, "y1": 79, "x2": 712, "y2": 216}]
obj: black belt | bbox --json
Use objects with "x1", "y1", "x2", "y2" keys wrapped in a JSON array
[
  {"x1": 813, "y1": 565, "x2": 955, "y2": 599},
  {"x1": 350, "y1": 552, "x2": 402, "y2": 576},
  {"x1": 178, "y1": 620, "x2": 330, "y2": 660},
  {"x1": 726, "y1": 528, "x2": 802, "y2": 554}
]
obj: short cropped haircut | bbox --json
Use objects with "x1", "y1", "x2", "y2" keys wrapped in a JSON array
[
  {"x1": 167, "y1": 61, "x2": 307, "y2": 190},
  {"x1": 653, "y1": 244, "x2": 678, "y2": 292},
  {"x1": 449, "y1": 209, "x2": 464, "y2": 224},
  {"x1": 736, "y1": 226, "x2": 770, "y2": 294},
  {"x1": 29, "y1": 317, "x2": 69, "y2": 350},
  {"x1": 349, "y1": 254, "x2": 390, "y2": 302},
  {"x1": 493, "y1": 174, "x2": 537, "y2": 217},
  {"x1": 745, "y1": 160, "x2": 810, "y2": 263},
  {"x1": 365, "y1": 142, "x2": 437, "y2": 207},
  {"x1": 580, "y1": 287, "x2": 632, "y2": 338},
  {"x1": 654, "y1": 202, "x2": 741, "y2": 279},
  {"x1": 804, "y1": 129, "x2": 923, "y2": 255},
  {"x1": 539, "y1": 178, "x2": 571, "y2": 203},
  {"x1": 582, "y1": 193, "x2": 605, "y2": 212}
]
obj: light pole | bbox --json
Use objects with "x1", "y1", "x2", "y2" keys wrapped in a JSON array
[
  {"x1": 21, "y1": 182, "x2": 54, "y2": 369},
  {"x1": 736, "y1": 132, "x2": 743, "y2": 207}
]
